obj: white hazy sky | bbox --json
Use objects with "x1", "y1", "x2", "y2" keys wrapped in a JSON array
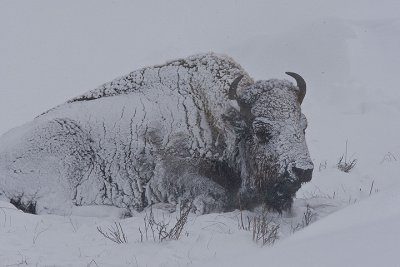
[{"x1": 0, "y1": 0, "x2": 399, "y2": 136}]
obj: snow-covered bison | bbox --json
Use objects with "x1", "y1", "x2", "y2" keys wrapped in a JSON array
[{"x1": 0, "y1": 53, "x2": 313, "y2": 215}]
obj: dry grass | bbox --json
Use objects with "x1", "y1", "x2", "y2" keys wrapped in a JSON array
[
  {"x1": 97, "y1": 222, "x2": 128, "y2": 244},
  {"x1": 337, "y1": 140, "x2": 357, "y2": 173},
  {"x1": 139, "y1": 200, "x2": 192, "y2": 242},
  {"x1": 291, "y1": 205, "x2": 316, "y2": 233},
  {"x1": 238, "y1": 207, "x2": 280, "y2": 246}
]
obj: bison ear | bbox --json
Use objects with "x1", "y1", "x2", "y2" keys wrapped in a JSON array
[
  {"x1": 285, "y1": 72, "x2": 306, "y2": 104},
  {"x1": 228, "y1": 75, "x2": 244, "y2": 100}
]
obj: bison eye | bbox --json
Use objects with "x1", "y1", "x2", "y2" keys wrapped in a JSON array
[
  {"x1": 253, "y1": 127, "x2": 272, "y2": 143},
  {"x1": 256, "y1": 131, "x2": 271, "y2": 143},
  {"x1": 253, "y1": 120, "x2": 273, "y2": 143}
]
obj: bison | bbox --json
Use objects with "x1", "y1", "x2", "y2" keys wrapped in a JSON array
[{"x1": 0, "y1": 53, "x2": 313, "y2": 215}]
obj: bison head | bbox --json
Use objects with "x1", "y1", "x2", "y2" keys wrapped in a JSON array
[{"x1": 227, "y1": 73, "x2": 313, "y2": 212}]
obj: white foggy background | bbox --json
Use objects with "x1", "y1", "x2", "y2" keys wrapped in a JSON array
[
  {"x1": 1, "y1": 2, "x2": 400, "y2": 266},
  {"x1": 1, "y1": 0, "x2": 399, "y2": 137}
]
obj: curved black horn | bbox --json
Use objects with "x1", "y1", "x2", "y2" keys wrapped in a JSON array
[
  {"x1": 228, "y1": 75, "x2": 244, "y2": 100},
  {"x1": 285, "y1": 72, "x2": 306, "y2": 104}
]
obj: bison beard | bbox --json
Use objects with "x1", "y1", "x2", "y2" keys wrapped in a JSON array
[
  {"x1": 0, "y1": 53, "x2": 313, "y2": 215},
  {"x1": 236, "y1": 142, "x2": 299, "y2": 213}
]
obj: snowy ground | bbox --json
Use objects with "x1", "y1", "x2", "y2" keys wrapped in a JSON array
[{"x1": 1, "y1": 1, "x2": 400, "y2": 266}]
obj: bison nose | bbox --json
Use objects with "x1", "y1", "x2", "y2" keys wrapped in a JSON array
[{"x1": 292, "y1": 167, "x2": 313, "y2": 183}]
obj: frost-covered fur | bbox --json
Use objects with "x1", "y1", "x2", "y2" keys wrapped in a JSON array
[{"x1": 0, "y1": 53, "x2": 313, "y2": 214}]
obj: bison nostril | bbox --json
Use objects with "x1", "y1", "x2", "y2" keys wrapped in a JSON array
[{"x1": 292, "y1": 167, "x2": 313, "y2": 183}]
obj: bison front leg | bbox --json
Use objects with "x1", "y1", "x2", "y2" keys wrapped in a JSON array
[
  {"x1": 146, "y1": 163, "x2": 229, "y2": 214},
  {"x1": 181, "y1": 174, "x2": 229, "y2": 214}
]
